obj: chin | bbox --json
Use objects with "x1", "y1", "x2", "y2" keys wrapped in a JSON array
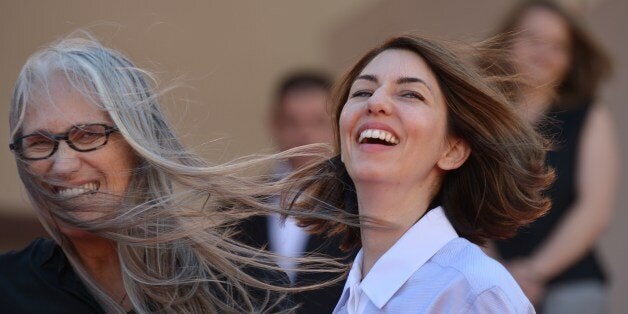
[
  {"x1": 54, "y1": 213, "x2": 104, "y2": 242},
  {"x1": 347, "y1": 167, "x2": 392, "y2": 185}
]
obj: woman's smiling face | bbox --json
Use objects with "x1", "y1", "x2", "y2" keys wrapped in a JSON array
[
  {"x1": 339, "y1": 49, "x2": 456, "y2": 190},
  {"x1": 20, "y1": 79, "x2": 136, "y2": 232}
]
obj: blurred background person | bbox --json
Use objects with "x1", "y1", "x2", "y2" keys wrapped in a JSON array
[
  {"x1": 489, "y1": 1, "x2": 620, "y2": 313},
  {"x1": 238, "y1": 71, "x2": 353, "y2": 313},
  {"x1": 270, "y1": 72, "x2": 335, "y2": 172}
]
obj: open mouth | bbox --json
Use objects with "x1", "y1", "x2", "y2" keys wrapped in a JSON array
[
  {"x1": 358, "y1": 129, "x2": 399, "y2": 146},
  {"x1": 55, "y1": 182, "x2": 101, "y2": 198}
]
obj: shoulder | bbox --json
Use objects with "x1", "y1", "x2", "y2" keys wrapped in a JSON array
[
  {"x1": 0, "y1": 239, "x2": 104, "y2": 313},
  {"x1": 241, "y1": 264, "x2": 293, "y2": 311},
  {"x1": 244, "y1": 264, "x2": 290, "y2": 287},
  {"x1": 0, "y1": 238, "x2": 57, "y2": 285},
  {"x1": 420, "y1": 238, "x2": 532, "y2": 312},
  {"x1": 234, "y1": 215, "x2": 269, "y2": 247},
  {"x1": 0, "y1": 238, "x2": 64, "y2": 310},
  {"x1": 582, "y1": 104, "x2": 615, "y2": 137},
  {"x1": 429, "y1": 238, "x2": 512, "y2": 283},
  {"x1": 0, "y1": 238, "x2": 56, "y2": 271}
]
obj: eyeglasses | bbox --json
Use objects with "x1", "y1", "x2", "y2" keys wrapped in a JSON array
[{"x1": 9, "y1": 124, "x2": 119, "y2": 160}]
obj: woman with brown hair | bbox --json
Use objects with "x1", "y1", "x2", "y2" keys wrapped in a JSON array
[
  {"x1": 489, "y1": 1, "x2": 619, "y2": 312},
  {"x1": 288, "y1": 34, "x2": 554, "y2": 313}
]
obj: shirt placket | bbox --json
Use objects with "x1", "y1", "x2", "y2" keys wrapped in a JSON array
[{"x1": 347, "y1": 284, "x2": 362, "y2": 314}]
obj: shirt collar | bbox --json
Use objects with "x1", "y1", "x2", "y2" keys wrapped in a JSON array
[
  {"x1": 344, "y1": 249, "x2": 364, "y2": 289},
  {"x1": 37, "y1": 239, "x2": 73, "y2": 275},
  {"x1": 340, "y1": 206, "x2": 458, "y2": 310}
]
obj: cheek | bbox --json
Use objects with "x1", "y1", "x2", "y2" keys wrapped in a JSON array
[
  {"x1": 554, "y1": 52, "x2": 571, "y2": 75},
  {"x1": 407, "y1": 106, "x2": 443, "y2": 132},
  {"x1": 337, "y1": 108, "x2": 354, "y2": 152},
  {"x1": 338, "y1": 105, "x2": 355, "y2": 135},
  {"x1": 406, "y1": 110, "x2": 448, "y2": 152},
  {"x1": 511, "y1": 41, "x2": 532, "y2": 60},
  {"x1": 312, "y1": 129, "x2": 332, "y2": 143},
  {"x1": 101, "y1": 143, "x2": 137, "y2": 192},
  {"x1": 27, "y1": 161, "x2": 50, "y2": 178}
]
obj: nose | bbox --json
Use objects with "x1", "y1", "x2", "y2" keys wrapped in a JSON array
[
  {"x1": 49, "y1": 141, "x2": 81, "y2": 176},
  {"x1": 366, "y1": 88, "x2": 392, "y2": 116}
]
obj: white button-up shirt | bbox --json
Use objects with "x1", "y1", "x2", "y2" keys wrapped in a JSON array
[
  {"x1": 334, "y1": 206, "x2": 534, "y2": 313},
  {"x1": 266, "y1": 162, "x2": 310, "y2": 284}
]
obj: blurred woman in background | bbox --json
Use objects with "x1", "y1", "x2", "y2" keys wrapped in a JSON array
[{"x1": 489, "y1": 1, "x2": 619, "y2": 312}]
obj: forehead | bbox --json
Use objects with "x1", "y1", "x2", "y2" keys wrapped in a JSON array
[
  {"x1": 22, "y1": 80, "x2": 110, "y2": 134},
  {"x1": 281, "y1": 88, "x2": 328, "y2": 111},
  {"x1": 359, "y1": 49, "x2": 439, "y2": 86}
]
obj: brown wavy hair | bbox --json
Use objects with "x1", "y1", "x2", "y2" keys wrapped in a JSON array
[
  {"x1": 491, "y1": 0, "x2": 612, "y2": 107},
  {"x1": 286, "y1": 35, "x2": 555, "y2": 250}
]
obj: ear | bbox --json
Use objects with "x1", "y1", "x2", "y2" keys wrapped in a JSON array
[{"x1": 437, "y1": 136, "x2": 471, "y2": 171}]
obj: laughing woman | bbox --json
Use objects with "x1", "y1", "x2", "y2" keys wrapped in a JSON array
[
  {"x1": 0, "y1": 34, "x2": 342, "y2": 313},
  {"x1": 289, "y1": 35, "x2": 554, "y2": 313}
]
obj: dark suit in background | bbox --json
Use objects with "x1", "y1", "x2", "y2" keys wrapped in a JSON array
[{"x1": 238, "y1": 215, "x2": 354, "y2": 313}]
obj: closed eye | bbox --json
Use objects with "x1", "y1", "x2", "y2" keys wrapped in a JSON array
[
  {"x1": 350, "y1": 90, "x2": 373, "y2": 98},
  {"x1": 23, "y1": 134, "x2": 54, "y2": 148},
  {"x1": 401, "y1": 91, "x2": 425, "y2": 101},
  {"x1": 74, "y1": 131, "x2": 102, "y2": 144}
]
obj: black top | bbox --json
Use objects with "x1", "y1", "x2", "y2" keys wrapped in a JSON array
[
  {"x1": 0, "y1": 238, "x2": 104, "y2": 313},
  {"x1": 0, "y1": 238, "x2": 291, "y2": 313},
  {"x1": 238, "y1": 215, "x2": 355, "y2": 314},
  {"x1": 496, "y1": 103, "x2": 607, "y2": 285}
]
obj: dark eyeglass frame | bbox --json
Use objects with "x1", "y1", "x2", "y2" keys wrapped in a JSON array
[{"x1": 9, "y1": 123, "x2": 119, "y2": 161}]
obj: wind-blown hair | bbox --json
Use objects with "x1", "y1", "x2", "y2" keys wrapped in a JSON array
[
  {"x1": 488, "y1": 0, "x2": 612, "y2": 108},
  {"x1": 9, "y1": 33, "x2": 344, "y2": 313},
  {"x1": 287, "y1": 35, "x2": 555, "y2": 250}
]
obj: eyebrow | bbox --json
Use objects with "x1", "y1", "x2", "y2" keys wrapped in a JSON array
[
  {"x1": 355, "y1": 74, "x2": 433, "y2": 92},
  {"x1": 355, "y1": 74, "x2": 378, "y2": 83},
  {"x1": 23, "y1": 122, "x2": 110, "y2": 136}
]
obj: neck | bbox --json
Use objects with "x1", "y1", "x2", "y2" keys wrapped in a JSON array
[
  {"x1": 518, "y1": 85, "x2": 557, "y2": 123},
  {"x1": 355, "y1": 180, "x2": 434, "y2": 276},
  {"x1": 69, "y1": 235, "x2": 126, "y2": 307}
]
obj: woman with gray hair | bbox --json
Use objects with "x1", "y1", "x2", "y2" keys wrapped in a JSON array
[{"x1": 0, "y1": 33, "x2": 342, "y2": 313}]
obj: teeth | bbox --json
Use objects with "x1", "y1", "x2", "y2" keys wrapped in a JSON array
[
  {"x1": 358, "y1": 129, "x2": 399, "y2": 145},
  {"x1": 57, "y1": 182, "x2": 99, "y2": 198}
]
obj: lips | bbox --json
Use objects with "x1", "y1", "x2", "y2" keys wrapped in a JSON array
[{"x1": 55, "y1": 182, "x2": 100, "y2": 198}]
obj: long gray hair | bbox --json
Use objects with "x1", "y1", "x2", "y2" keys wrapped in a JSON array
[{"x1": 9, "y1": 32, "x2": 346, "y2": 313}]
